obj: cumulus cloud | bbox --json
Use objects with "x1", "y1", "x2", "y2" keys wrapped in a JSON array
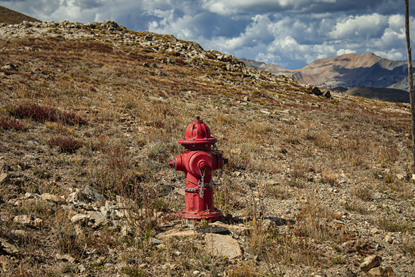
[
  {"x1": 201, "y1": 0, "x2": 411, "y2": 15},
  {"x1": 373, "y1": 49, "x2": 404, "y2": 61},
  {"x1": 337, "y1": 49, "x2": 357, "y2": 56},
  {"x1": 255, "y1": 52, "x2": 282, "y2": 65},
  {"x1": 0, "y1": 0, "x2": 414, "y2": 69},
  {"x1": 328, "y1": 14, "x2": 389, "y2": 40}
]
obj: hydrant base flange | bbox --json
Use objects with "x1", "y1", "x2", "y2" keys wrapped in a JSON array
[{"x1": 177, "y1": 208, "x2": 223, "y2": 221}]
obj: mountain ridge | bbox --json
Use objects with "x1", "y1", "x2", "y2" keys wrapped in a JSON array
[
  {"x1": 0, "y1": 5, "x2": 40, "y2": 24},
  {"x1": 241, "y1": 53, "x2": 411, "y2": 90}
]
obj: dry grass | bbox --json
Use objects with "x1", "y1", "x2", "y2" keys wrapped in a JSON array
[{"x1": 0, "y1": 23, "x2": 414, "y2": 276}]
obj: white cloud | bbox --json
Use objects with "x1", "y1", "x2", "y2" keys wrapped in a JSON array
[
  {"x1": 373, "y1": 49, "x2": 404, "y2": 60},
  {"x1": 337, "y1": 49, "x2": 357, "y2": 55},
  {"x1": 388, "y1": 14, "x2": 404, "y2": 32},
  {"x1": 149, "y1": 14, "x2": 198, "y2": 40},
  {"x1": 255, "y1": 52, "x2": 281, "y2": 64},
  {"x1": 329, "y1": 13, "x2": 388, "y2": 40}
]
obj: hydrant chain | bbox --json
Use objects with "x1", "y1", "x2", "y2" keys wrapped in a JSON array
[
  {"x1": 172, "y1": 159, "x2": 224, "y2": 198},
  {"x1": 199, "y1": 167, "x2": 205, "y2": 199},
  {"x1": 173, "y1": 159, "x2": 201, "y2": 193}
]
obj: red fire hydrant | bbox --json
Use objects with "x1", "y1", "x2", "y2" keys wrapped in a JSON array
[{"x1": 169, "y1": 117, "x2": 227, "y2": 221}]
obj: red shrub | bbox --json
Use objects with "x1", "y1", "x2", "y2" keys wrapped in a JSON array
[
  {"x1": 9, "y1": 103, "x2": 87, "y2": 125},
  {"x1": 47, "y1": 137, "x2": 83, "y2": 153},
  {"x1": 175, "y1": 58, "x2": 187, "y2": 66},
  {"x1": 0, "y1": 117, "x2": 26, "y2": 131}
]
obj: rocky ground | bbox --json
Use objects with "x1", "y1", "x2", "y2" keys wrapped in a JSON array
[{"x1": 0, "y1": 20, "x2": 414, "y2": 277}]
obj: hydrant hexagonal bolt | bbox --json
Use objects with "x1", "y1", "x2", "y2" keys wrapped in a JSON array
[{"x1": 169, "y1": 117, "x2": 227, "y2": 221}]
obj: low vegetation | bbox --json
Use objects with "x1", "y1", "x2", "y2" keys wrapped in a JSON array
[{"x1": 0, "y1": 19, "x2": 414, "y2": 276}]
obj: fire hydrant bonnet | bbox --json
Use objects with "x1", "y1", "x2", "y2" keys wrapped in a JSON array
[{"x1": 178, "y1": 117, "x2": 217, "y2": 146}]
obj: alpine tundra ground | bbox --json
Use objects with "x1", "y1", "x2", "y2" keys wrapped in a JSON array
[{"x1": 0, "y1": 20, "x2": 415, "y2": 277}]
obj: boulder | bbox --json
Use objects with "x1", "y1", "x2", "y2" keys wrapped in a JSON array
[
  {"x1": 158, "y1": 70, "x2": 167, "y2": 77},
  {"x1": 384, "y1": 234, "x2": 393, "y2": 244},
  {"x1": 205, "y1": 234, "x2": 242, "y2": 259},
  {"x1": 367, "y1": 267, "x2": 400, "y2": 277},
  {"x1": 84, "y1": 185, "x2": 105, "y2": 203},
  {"x1": 13, "y1": 215, "x2": 43, "y2": 228},
  {"x1": 163, "y1": 57, "x2": 174, "y2": 65},
  {"x1": 40, "y1": 193, "x2": 65, "y2": 204},
  {"x1": 71, "y1": 214, "x2": 90, "y2": 224},
  {"x1": 324, "y1": 91, "x2": 331, "y2": 98},
  {"x1": 55, "y1": 253, "x2": 75, "y2": 263},
  {"x1": 312, "y1": 87, "x2": 323, "y2": 96},
  {"x1": 87, "y1": 211, "x2": 107, "y2": 227},
  {"x1": 367, "y1": 267, "x2": 383, "y2": 277},
  {"x1": 370, "y1": 228, "x2": 381, "y2": 235},
  {"x1": 0, "y1": 173, "x2": 9, "y2": 185},
  {"x1": 0, "y1": 238, "x2": 19, "y2": 255},
  {"x1": 360, "y1": 255, "x2": 382, "y2": 272},
  {"x1": 1, "y1": 64, "x2": 17, "y2": 71}
]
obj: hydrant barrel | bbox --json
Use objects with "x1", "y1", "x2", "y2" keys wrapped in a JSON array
[{"x1": 169, "y1": 117, "x2": 226, "y2": 221}]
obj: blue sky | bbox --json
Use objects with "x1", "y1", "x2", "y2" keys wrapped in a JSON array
[{"x1": 1, "y1": 0, "x2": 414, "y2": 69}]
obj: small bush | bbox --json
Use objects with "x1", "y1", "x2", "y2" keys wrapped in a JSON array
[
  {"x1": 47, "y1": 136, "x2": 83, "y2": 153},
  {"x1": 354, "y1": 186, "x2": 373, "y2": 201},
  {"x1": 378, "y1": 216, "x2": 409, "y2": 232},
  {"x1": 57, "y1": 231, "x2": 84, "y2": 259},
  {"x1": 0, "y1": 117, "x2": 26, "y2": 131},
  {"x1": 9, "y1": 103, "x2": 87, "y2": 125},
  {"x1": 403, "y1": 236, "x2": 415, "y2": 257},
  {"x1": 175, "y1": 58, "x2": 187, "y2": 66}
]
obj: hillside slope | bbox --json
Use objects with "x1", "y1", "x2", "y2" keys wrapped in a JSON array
[
  {"x1": 0, "y1": 19, "x2": 414, "y2": 277},
  {"x1": 346, "y1": 86, "x2": 410, "y2": 103},
  {"x1": 0, "y1": 5, "x2": 40, "y2": 24}
]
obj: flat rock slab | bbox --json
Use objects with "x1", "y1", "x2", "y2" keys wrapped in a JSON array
[
  {"x1": 210, "y1": 222, "x2": 251, "y2": 235},
  {"x1": 156, "y1": 229, "x2": 201, "y2": 240},
  {"x1": 196, "y1": 226, "x2": 230, "y2": 235},
  {"x1": 205, "y1": 234, "x2": 242, "y2": 259}
]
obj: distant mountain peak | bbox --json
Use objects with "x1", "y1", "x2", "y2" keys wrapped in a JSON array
[{"x1": 242, "y1": 53, "x2": 409, "y2": 90}]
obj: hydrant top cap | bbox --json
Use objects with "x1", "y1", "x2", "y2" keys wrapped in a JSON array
[{"x1": 178, "y1": 117, "x2": 217, "y2": 146}]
